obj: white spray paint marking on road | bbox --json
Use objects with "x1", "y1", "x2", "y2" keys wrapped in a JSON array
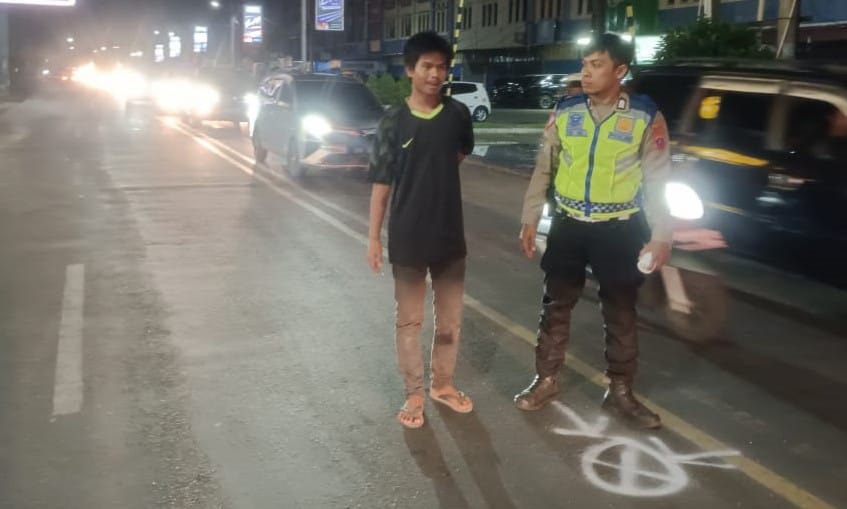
[
  {"x1": 550, "y1": 401, "x2": 740, "y2": 498},
  {"x1": 52, "y1": 263, "x2": 85, "y2": 417}
]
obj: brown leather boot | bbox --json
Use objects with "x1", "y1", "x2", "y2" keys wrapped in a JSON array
[
  {"x1": 514, "y1": 376, "x2": 560, "y2": 411},
  {"x1": 601, "y1": 378, "x2": 662, "y2": 429}
]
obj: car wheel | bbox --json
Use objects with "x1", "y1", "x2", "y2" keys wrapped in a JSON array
[
  {"x1": 285, "y1": 139, "x2": 306, "y2": 178},
  {"x1": 538, "y1": 94, "x2": 554, "y2": 109},
  {"x1": 472, "y1": 106, "x2": 489, "y2": 122},
  {"x1": 252, "y1": 129, "x2": 268, "y2": 164}
]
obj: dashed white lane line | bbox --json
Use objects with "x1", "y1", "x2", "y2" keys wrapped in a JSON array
[{"x1": 52, "y1": 263, "x2": 85, "y2": 417}]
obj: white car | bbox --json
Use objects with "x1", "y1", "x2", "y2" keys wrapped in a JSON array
[{"x1": 444, "y1": 81, "x2": 491, "y2": 122}]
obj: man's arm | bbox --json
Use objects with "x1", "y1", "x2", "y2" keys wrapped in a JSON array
[
  {"x1": 458, "y1": 101, "x2": 475, "y2": 162},
  {"x1": 366, "y1": 112, "x2": 397, "y2": 273},
  {"x1": 639, "y1": 111, "x2": 674, "y2": 269},
  {"x1": 519, "y1": 120, "x2": 561, "y2": 258},
  {"x1": 368, "y1": 184, "x2": 390, "y2": 273}
]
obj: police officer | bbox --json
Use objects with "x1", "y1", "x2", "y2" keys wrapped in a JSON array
[{"x1": 514, "y1": 34, "x2": 672, "y2": 429}]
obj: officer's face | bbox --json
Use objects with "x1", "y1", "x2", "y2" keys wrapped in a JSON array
[
  {"x1": 406, "y1": 52, "x2": 449, "y2": 98},
  {"x1": 581, "y1": 51, "x2": 628, "y2": 96}
]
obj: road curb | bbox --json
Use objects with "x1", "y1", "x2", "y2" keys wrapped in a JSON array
[
  {"x1": 474, "y1": 127, "x2": 541, "y2": 134},
  {"x1": 463, "y1": 156, "x2": 847, "y2": 338}
]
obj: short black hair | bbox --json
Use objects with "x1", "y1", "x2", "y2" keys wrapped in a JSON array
[
  {"x1": 582, "y1": 33, "x2": 634, "y2": 68},
  {"x1": 403, "y1": 31, "x2": 454, "y2": 69}
]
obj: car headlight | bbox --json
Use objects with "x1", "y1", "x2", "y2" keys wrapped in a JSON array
[
  {"x1": 244, "y1": 93, "x2": 260, "y2": 119},
  {"x1": 664, "y1": 182, "x2": 704, "y2": 220},
  {"x1": 302, "y1": 114, "x2": 332, "y2": 138},
  {"x1": 189, "y1": 85, "x2": 220, "y2": 115}
]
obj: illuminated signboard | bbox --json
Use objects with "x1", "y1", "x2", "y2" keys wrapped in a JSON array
[
  {"x1": 169, "y1": 35, "x2": 181, "y2": 59},
  {"x1": 316, "y1": 0, "x2": 344, "y2": 31},
  {"x1": 154, "y1": 44, "x2": 165, "y2": 63},
  {"x1": 0, "y1": 0, "x2": 76, "y2": 5},
  {"x1": 194, "y1": 26, "x2": 208, "y2": 53},
  {"x1": 243, "y1": 5, "x2": 263, "y2": 44}
]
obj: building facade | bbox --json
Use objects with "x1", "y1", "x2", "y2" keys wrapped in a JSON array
[{"x1": 304, "y1": 0, "x2": 847, "y2": 83}]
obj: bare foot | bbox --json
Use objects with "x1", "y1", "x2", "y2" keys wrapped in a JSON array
[{"x1": 397, "y1": 395, "x2": 425, "y2": 429}]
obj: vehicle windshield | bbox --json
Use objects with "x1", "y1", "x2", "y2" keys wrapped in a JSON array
[
  {"x1": 295, "y1": 80, "x2": 384, "y2": 118},
  {"x1": 196, "y1": 68, "x2": 254, "y2": 93}
]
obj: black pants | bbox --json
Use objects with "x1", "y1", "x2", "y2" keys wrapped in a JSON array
[{"x1": 535, "y1": 214, "x2": 648, "y2": 380}]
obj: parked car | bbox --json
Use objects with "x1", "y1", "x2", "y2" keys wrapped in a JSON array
[
  {"x1": 444, "y1": 81, "x2": 491, "y2": 122},
  {"x1": 488, "y1": 74, "x2": 567, "y2": 109},
  {"x1": 251, "y1": 73, "x2": 383, "y2": 177},
  {"x1": 629, "y1": 60, "x2": 847, "y2": 287}
]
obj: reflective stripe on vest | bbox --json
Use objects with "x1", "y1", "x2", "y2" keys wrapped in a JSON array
[{"x1": 554, "y1": 99, "x2": 651, "y2": 219}]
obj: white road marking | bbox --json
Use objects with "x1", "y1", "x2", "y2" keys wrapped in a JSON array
[{"x1": 52, "y1": 264, "x2": 85, "y2": 417}]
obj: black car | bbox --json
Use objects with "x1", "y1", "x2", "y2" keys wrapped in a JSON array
[
  {"x1": 488, "y1": 74, "x2": 567, "y2": 109},
  {"x1": 630, "y1": 60, "x2": 847, "y2": 287}
]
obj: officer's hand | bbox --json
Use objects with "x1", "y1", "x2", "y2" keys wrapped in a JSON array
[
  {"x1": 520, "y1": 224, "x2": 537, "y2": 259},
  {"x1": 368, "y1": 238, "x2": 383, "y2": 274},
  {"x1": 640, "y1": 241, "x2": 671, "y2": 272}
]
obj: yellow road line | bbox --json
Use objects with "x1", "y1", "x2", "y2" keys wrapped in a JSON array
[{"x1": 169, "y1": 121, "x2": 837, "y2": 509}]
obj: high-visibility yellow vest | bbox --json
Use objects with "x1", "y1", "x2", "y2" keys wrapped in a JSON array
[{"x1": 553, "y1": 94, "x2": 656, "y2": 219}]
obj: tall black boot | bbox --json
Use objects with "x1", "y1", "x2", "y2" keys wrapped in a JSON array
[{"x1": 601, "y1": 378, "x2": 661, "y2": 429}]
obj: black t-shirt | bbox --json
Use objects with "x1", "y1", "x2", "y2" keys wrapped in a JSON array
[{"x1": 368, "y1": 97, "x2": 474, "y2": 266}]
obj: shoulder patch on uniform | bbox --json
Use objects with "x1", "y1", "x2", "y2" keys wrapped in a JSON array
[
  {"x1": 556, "y1": 93, "x2": 587, "y2": 110},
  {"x1": 629, "y1": 93, "x2": 659, "y2": 120}
]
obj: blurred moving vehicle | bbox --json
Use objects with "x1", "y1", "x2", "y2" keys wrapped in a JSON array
[
  {"x1": 631, "y1": 60, "x2": 847, "y2": 288},
  {"x1": 251, "y1": 73, "x2": 383, "y2": 177},
  {"x1": 488, "y1": 74, "x2": 567, "y2": 109},
  {"x1": 180, "y1": 67, "x2": 257, "y2": 127},
  {"x1": 444, "y1": 81, "x2": 491, "y2": 122}
]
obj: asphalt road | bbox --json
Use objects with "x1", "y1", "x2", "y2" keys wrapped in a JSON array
[{"x1": 1, "y1": 87, "x2": 845, "y2": 509}]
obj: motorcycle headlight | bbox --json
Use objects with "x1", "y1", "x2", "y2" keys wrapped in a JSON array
[
  {"x1": 302, "y1": 114, "x2": 332, "y2": 139},
  {"x1": 664, "y1": 182, "x2": 704, "y2": 220}
]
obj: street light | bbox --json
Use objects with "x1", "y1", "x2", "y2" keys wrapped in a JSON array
[
  {"x1": 154, "y1": 30, "x2": 160, "y2": 35},
  {"x1": 210, "y1": 0, "x2": 221, "y2": 8}
]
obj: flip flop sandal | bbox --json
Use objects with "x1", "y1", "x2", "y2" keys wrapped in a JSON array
[
  {"x1": 430, "y1": 391, "x2": 474, "y2": 414},
  {"x1": 397, "y1": 402, "x2": 425, "y2": 429}
]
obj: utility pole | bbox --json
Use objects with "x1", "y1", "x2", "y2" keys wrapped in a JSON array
[
  {"x1": 703, "y1": 0, "x2": 720, "y2": 21},
  {"x1": 301, "y1": 0, "x2": 307, "y2": 63},
  {"x1": 777, "y1": 0, "x2": 800, "y2": 59},
  {"x1": 591, "y1": 0, "x2": 607, "y2": 34}
]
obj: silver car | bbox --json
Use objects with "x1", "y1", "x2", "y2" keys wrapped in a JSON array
[{"x1": 251, "y1": 73, "x2": 383, "y2": 177}]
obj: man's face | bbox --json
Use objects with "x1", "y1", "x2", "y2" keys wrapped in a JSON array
[
  {"x1": 580, "y1": 51, "x2": 627, "y2": 96},
  {"x1": 406, "y1": 51, "x2": 449, "y2": 97}
]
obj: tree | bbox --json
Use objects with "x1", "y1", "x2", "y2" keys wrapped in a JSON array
[
  {"x1": 655, "y1": 18, "x2": 773, "y2": 61},
  {"x1": 366, "y1": 73, "x2": 411, "y2": 106}
]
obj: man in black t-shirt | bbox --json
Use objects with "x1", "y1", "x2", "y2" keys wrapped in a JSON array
[{"x1": 367, "y1": 32, "x2": 475, "y2": 429}]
